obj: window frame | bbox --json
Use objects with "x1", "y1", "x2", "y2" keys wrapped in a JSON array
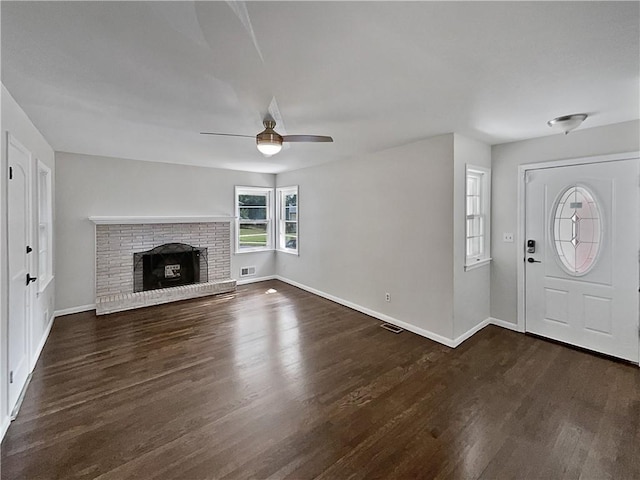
[
  {"x1": 235, "y1": 186, "x2": 273, "y2": 253},
  {"x1": 465, "y1": 164, "x2": 491, "y2": 270},
  {"x1": 276, "y1": 185, "x2": 299, "y2": 255},
  {"x1": 36, "y1": 159, "x2": 54, "y2": 292}
]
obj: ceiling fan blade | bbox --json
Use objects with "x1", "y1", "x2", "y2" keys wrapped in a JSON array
[
  {"x1": 282, "y1": 135, "x2": 333, "y2": 143},
  {"x1": 200, "y1": 132, "x2": 254, "y2": 138}
]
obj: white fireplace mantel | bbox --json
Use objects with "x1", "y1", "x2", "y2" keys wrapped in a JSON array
[{"x1": 89, "y1": 215, "x2": 234, "y2": 225}]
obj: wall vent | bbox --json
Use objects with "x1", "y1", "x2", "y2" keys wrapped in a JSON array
[
  {"x1": 240, "y1": 266, "x2": 256, "y2": 277},
  {"x1": 380, "y1": 323, "x2": 404, "y2": 334}
]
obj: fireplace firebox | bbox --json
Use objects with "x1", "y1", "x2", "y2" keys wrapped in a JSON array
[{"x1": 133, "y1": 243, "x2": 208, "y2": 292}]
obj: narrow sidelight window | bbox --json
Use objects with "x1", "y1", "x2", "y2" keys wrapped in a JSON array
[
  {"x1": 276, "y1": 186, "x2": 298, "y2": 253},
  {"x1": 465, "y1": 165, "x2": 491, "y2": 269},
  {"x1": 37, "y1": 160, "x2": 53, "y2": 291}
]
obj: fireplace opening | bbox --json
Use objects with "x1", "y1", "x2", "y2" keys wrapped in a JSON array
[{"x1": 133, "y1": 243, "x2": 208, "y2": 292}]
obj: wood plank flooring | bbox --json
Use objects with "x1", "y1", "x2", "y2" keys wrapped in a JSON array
[{"x1": 2, "y1": 280, "x2": 639, "y2": 479}]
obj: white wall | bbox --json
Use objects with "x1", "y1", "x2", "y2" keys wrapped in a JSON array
[
  {"x1": 1, "y1": 85, "x2": 56, "y2": 438},
  {"x1": 491, "y1": 120, "x2": 640, "y2": 325},
  {"x1": 276, "y1": 134, "x2": 456, "y2": 341},
  {"x1": 55, "y1": 152, "x2": 275, "y2": 313},
  {"x1": 452, "y1": 134, "x2": 491, "y2": 339}
]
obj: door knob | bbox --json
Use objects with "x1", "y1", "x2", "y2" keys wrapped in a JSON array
[
  {"x1": 527, "y1": 257, "x2": 541, "y2": 263},
  {"x1": 26, "y1": 273, "x2": 37, "y2": 285}
]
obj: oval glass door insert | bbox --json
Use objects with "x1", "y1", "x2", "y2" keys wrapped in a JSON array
[{"x1": 552, "y1": 185, "x2": 602, "y2": 276}]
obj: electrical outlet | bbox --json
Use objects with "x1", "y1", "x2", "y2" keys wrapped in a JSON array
[
  {"x1": 503, "y1": 232, "x2": 514, "y2": 243},
  {"x1": 385, "y1": 292, "x2": 391, "y2": 302}
]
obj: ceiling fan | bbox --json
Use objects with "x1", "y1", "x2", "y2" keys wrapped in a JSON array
[{"x1": 201, "y1": 119, "x2": 333, "y2": 157}]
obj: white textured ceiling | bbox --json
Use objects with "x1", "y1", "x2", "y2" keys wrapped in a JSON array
[{"x1": 2, "y1": 1, "x2": 638, "y2": 173}]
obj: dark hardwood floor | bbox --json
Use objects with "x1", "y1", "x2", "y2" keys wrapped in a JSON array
[{"x1": 2, "y1": 280, "x2": 639, "y2": 479}]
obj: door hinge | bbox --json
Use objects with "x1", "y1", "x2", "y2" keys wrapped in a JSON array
[
  {"x1": 9, "y1": 371, "x2": 13, "y2": 384},
  {"x1": 9, "y1": 166, "x2": 13, "y2": 180}
]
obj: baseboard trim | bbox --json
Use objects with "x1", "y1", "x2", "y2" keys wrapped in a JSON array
[
  {"x1": 452, "y1": 318, "x2": 491, "y2": 347},
  {"x1": 1, "y1": 415, "x2": 10, "y2": 442},
  {"x1": 274, "y1": 275, "x2": 459, "y2": 348},
  {"x1": 30, "y1": 316, "x2": 55, "y2": 371},
  {"x1": 54, "y1": 304, "x2": 96, "y2": 317},
  {"x1": 236, "y1": 275, "x2": 276, "y2": 286},
  {"x1": 489, "y1": 317, "x2": 523, "y2": 332},
  {"x1": 10, "y1": 372, "x2": 33, "y2": 421}
]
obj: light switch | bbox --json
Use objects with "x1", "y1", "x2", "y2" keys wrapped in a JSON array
[{"x1": 503, "y1": 232, "x2": 514, "y2": 242}]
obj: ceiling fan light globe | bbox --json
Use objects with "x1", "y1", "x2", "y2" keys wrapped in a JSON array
[{"x1": 256, "y1": 141, "x2": 282, "y2": 156}]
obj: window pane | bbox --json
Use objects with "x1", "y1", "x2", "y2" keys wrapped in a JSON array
[
  {"x1": 239, "y1": 223, "x2": 268, "y2": 249},
  {"x1": 552, "y1": 185, "x2": 601, "y2": 275},
  {"x1": 39, "y1": 250, "x2": 46, "y2": 278},
  {"x1": 285, "y1": 194, "x2": 297, "y2": 207},
  {"x1": 238, "y1": 194, "x2": 267, "y2": 207},
  {"x1": 240, "y1": 206, "x2": 267, "y2": 220},
  {"x1": 467, "y1": 196, "x2": 480, "y2": 215},
  {"x1": 467, "y1": 175, "x2": 480, "y2": 196},
  {"x1": 285, "y1": 222, "x2": 297, "y2": 235},
  {"x1": 285, "y1": 206, "x2": 297, "y2": 221},
  {"x1": 467, "y1": 236, "x2": 482, "y2": 257},
  {"x1": 467, "y1": 217, "x2": 483, "y2": 237}
]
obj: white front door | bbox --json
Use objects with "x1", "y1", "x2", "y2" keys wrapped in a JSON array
[
  {"x1": 7, "y1": 135, "x2": 33, "y2": 411},
  {"x1": 525, "y1": 159, "x2": 639, "y2": 363}
]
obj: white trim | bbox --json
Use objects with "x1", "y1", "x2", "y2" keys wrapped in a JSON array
[
  {"x1": 235, "y1": 248, "x2": 274, "y2": 255},
  {"x1": 235, "y1": 186, "x2": 273, "y2": 253},
  {"x1": 37, "y1": 275, "x2": 54, "y2": 295},
  {"x1": 516, "y1": 151, "x2": 640, "y2": 334},
  {"x1": 236, "y1": 275, "x2": 277, "y2": 286},
  {"x1": 275, "y1": 275, "x2": 461, "y2": 348},
  {"x1": 519, "y1": 151, "x2": 639, "y2": 172},
  {"x1": 10, "y1": 372, "x2": 32, "y2": 420},
  {"x1": 30, "y1": 314, "x2": 54, "y2": 371},
  {"x1": 89, "y1": 215, "x2": 233, "y2": 225},
  {"x1": 465, "y1": 164, "x2": 491, "y2": 266},
  {"x1": 517, "y1": 165, "x2": 527, "y2": 332},
  {"x1": 276, "y1": 185, "x2": 299, "y2": 254},
  {"x1": 488, "y1": 317, "x2": 523, "y2": 332},
  {"x1": 276, "y1": 248, "x2": 299, "y2": 256},
  {"x1": 464, "y1": 257, "x2": 492, "y2": 271},
  {"x1": 6, "y1": 132, "x2": 35, "y2": 418},
  {"x1": 54, "y1": 304, "x2": 96, "y2": 317},
  {"x1": 1, "y1": 416, "x2": 10, "y2": 442},
  {"x1": 36, "y1": 159, "x2": 53, "y2": 292},
  {"x1": 453, "y1": 318, "x2": 491, "y2": 346}
]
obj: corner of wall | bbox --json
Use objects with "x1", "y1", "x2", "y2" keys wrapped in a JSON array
[
  {"x1": 451, "y1": 134, "x2": 492, "y2": 338},
  {"x1": 2, "y1": 83, "x2": 56, "y2": 434}
]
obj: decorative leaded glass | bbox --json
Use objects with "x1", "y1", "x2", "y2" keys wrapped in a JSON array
[{"x1": 552, "y1": 185, "x2": 601, "y2": 275}]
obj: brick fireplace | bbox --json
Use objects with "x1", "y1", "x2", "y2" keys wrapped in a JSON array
[{"x1": 90, "y1": 216, "x2": 236, "y2": 315}]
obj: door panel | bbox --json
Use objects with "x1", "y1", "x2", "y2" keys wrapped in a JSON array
[
  {"x1": 8, "y1": 136, "x2": 32, "y2": 411},
  {"x1": 525, "y1": 159, "x2": 639, "y2": 362}
]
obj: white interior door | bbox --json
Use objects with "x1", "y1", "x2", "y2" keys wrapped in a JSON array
[
  {"x1": 525, "y1": 159, "x2": 639, "y2": 363},
  {"x1": 8, "y1": 135, "x2": 33, "y2": 411}
]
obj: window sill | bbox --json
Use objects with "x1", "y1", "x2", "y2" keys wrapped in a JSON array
[
  {"x1": 277, "y1": 248, "x2": 299, "y2": 256},
  {"x1": 464, "y1": 258, "x2": 492, "y2": 271},
  {"x1": 235, "y1": 248, "x2": 274, "y2": 255}
]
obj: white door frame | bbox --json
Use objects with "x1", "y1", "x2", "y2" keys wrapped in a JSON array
[
  {"x1": 516, "y1": 151, "x2": 640, "y2": 354},
  {"x1": 6, "y1": 132, "x2": 35, "y2": 414}
]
